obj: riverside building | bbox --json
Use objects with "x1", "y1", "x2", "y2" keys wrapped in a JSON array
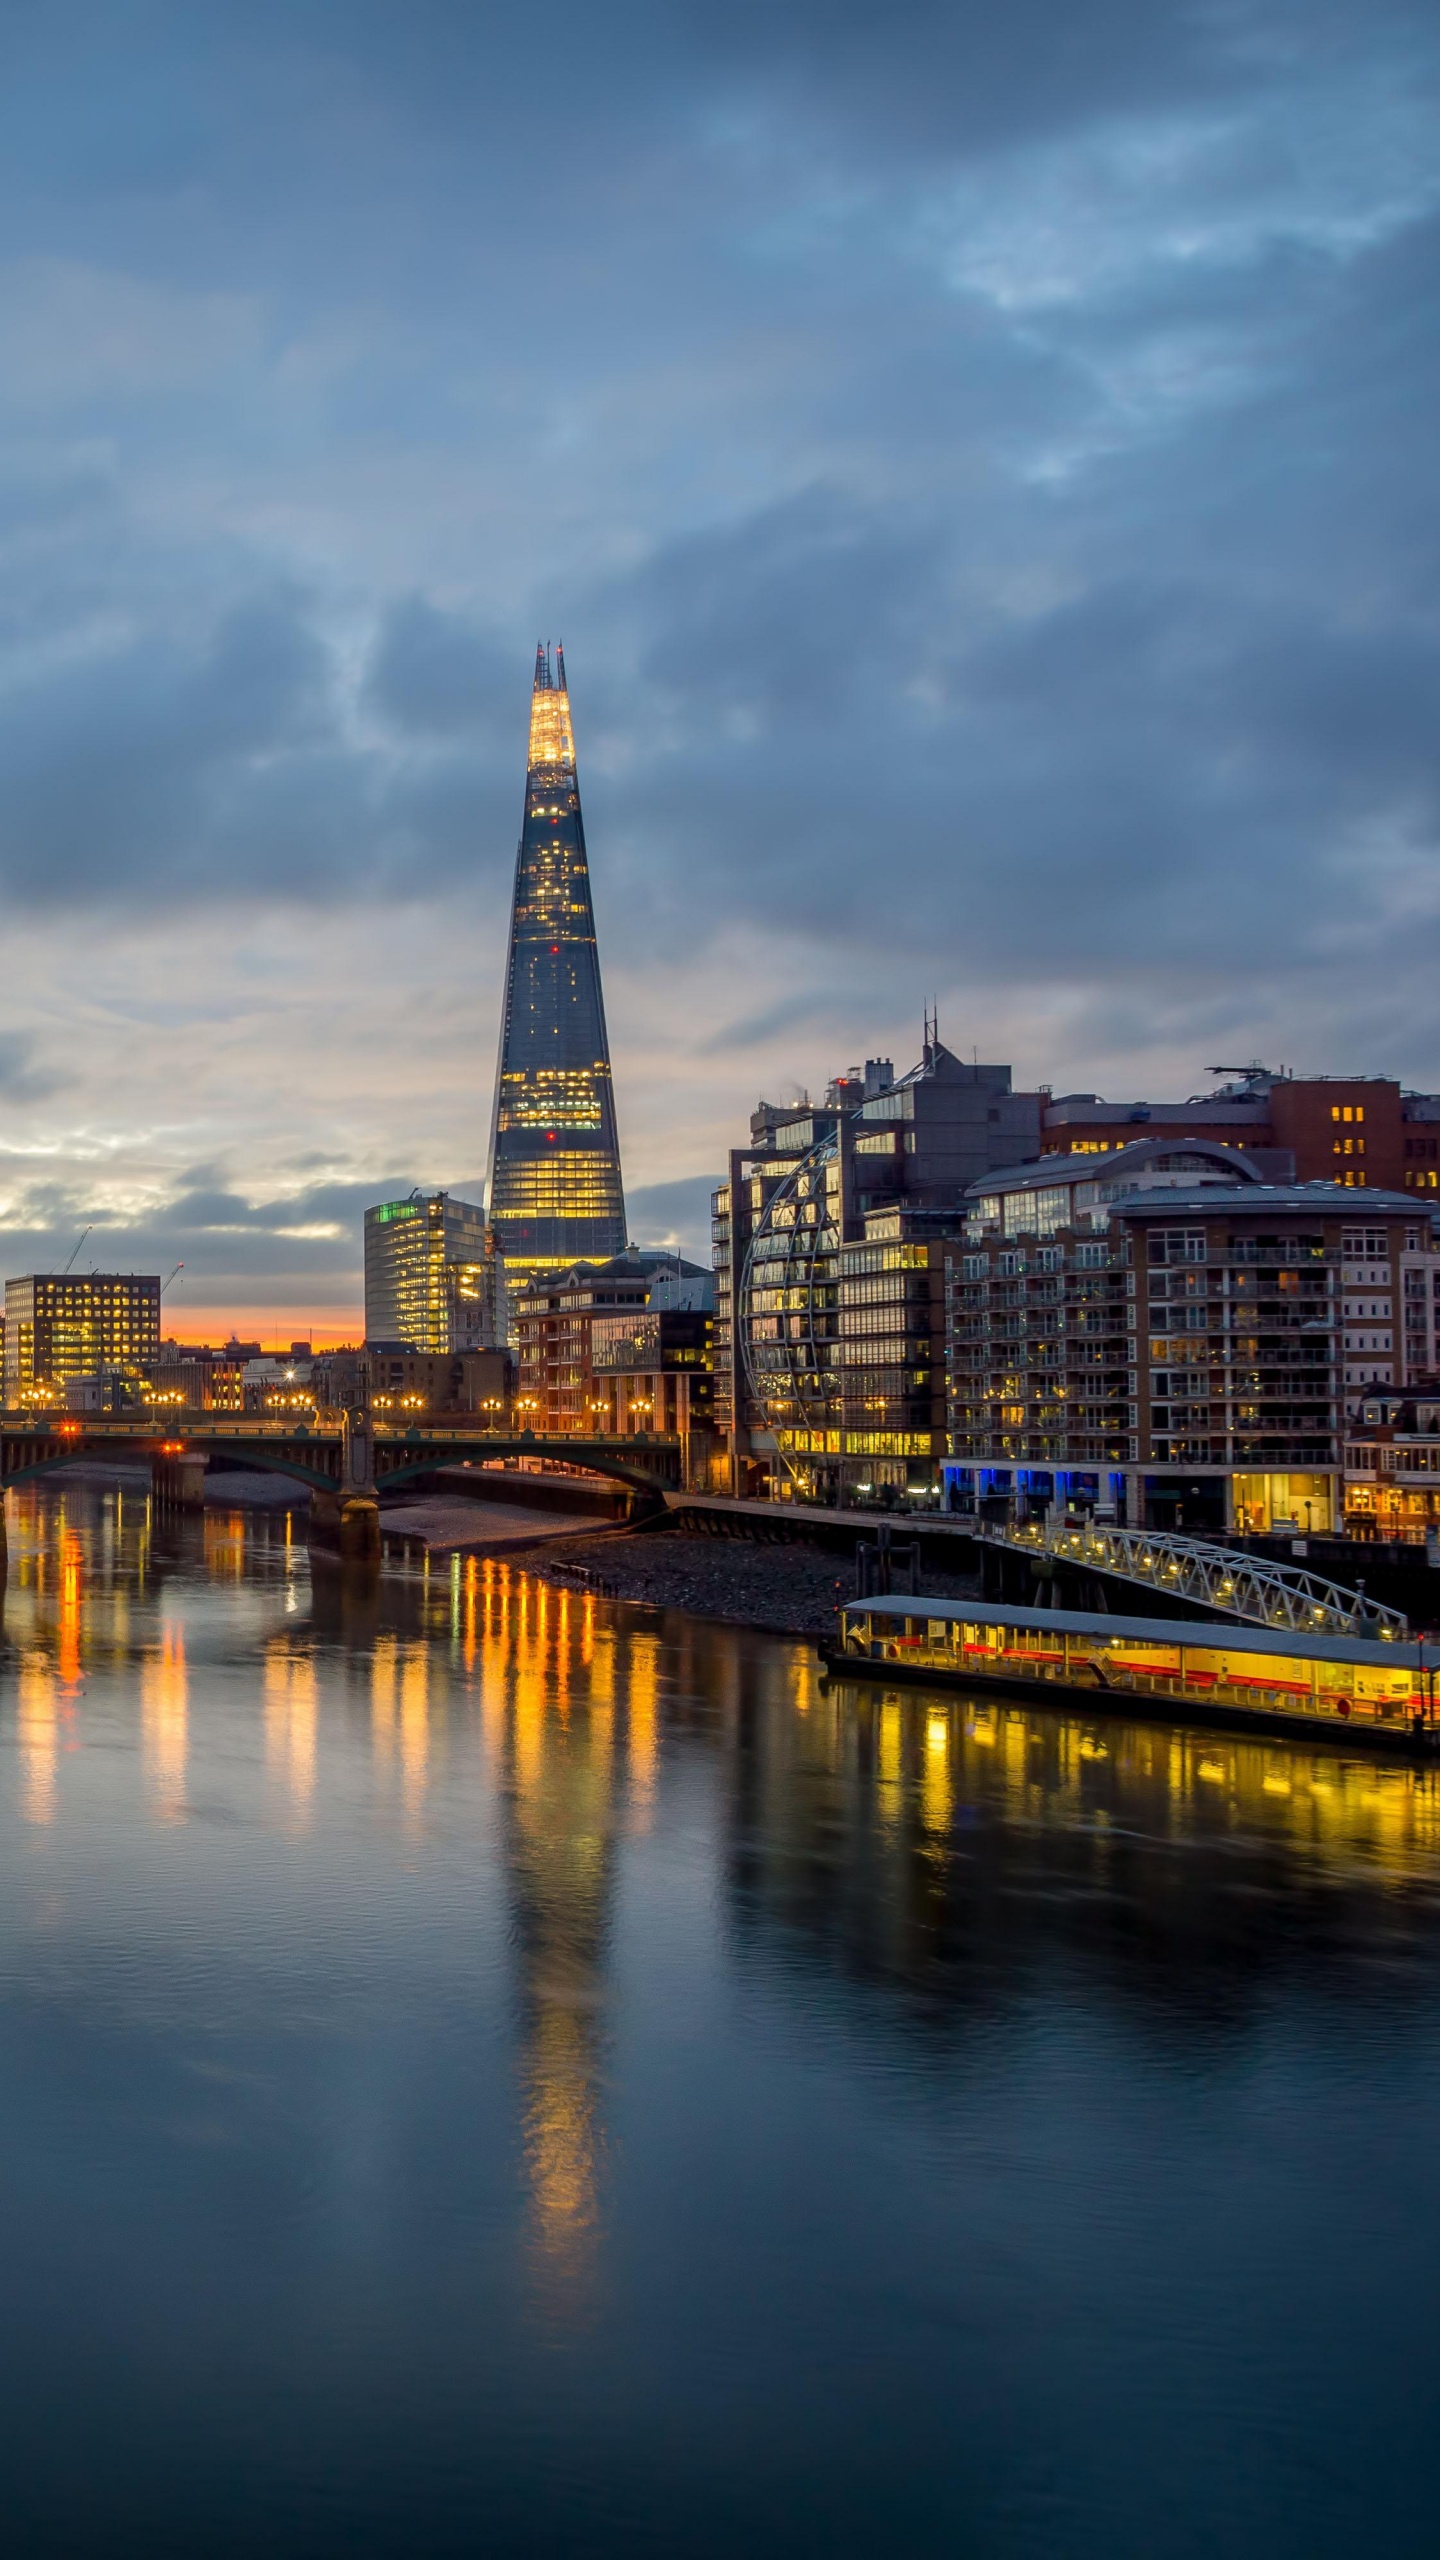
[
  {"x1": 513, "y1": 1253, "x2": 711, "y2": 1444},
  {"x1": 942, "y1": 1140, "x2": 1440, "y2": 1535},
  {"x1": 4, "y1": 1272, "x2": 161, "y2": 1406},
  {"x1": 713, "y1": 1037, "x2": 1046, "y2": 1503},
  {"x1": 485, "y1": 644, "x2": 627, "y2": 1292},
  {"x1": 1042, "y1": 1063, "x2": 1440, "y2": 1198}
]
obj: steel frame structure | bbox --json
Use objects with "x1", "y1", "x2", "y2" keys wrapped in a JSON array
[
  {"x1": 738, "y1": 1132, "x2": 839, "y2": 1491},
  {"x1": 980, "y1": 1517, "x2": 1407, "y2": 1638}
]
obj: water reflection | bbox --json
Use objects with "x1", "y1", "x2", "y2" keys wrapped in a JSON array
[
  {"x1": 16, "y1": 1650, "x2": 58, "y2": 1826},
  {"x1": 4, "y1": 1484, "x2": 1440, "y2": 2229},
  {"x1": 2, "y1": 1478, "x2": 1440, "y2": 2549},
  {"x1": 140, "y1": 1622, "x2": 188, "y2": 1824},
  {"x1": 264, "y1": 1642, "x2": 318, "y2": 1826}
]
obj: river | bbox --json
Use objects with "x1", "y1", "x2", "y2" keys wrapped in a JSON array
[{"x1": 1, "y1": 1474, "x2": 1439, "y2": 2556}]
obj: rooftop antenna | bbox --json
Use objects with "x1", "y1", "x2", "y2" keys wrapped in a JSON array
[{"x1": 60, "y1": 1224, "x2": 92, "y2": 1276}]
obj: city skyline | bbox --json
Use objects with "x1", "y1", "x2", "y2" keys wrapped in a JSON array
[{"x1": 0, "y1": 1, "x2": 1433, "y2": 1339}]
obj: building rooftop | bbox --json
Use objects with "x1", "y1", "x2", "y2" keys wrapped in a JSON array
[
  {"x1": 966, "y1": 1137, "x2": 1265, "y2": 1198},
  {"x1": 1108, "y1": 1183, "x2": 1430, "y2": 1218}
]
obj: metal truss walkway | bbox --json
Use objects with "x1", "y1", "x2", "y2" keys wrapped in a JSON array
[{"x1": 981, "y1": 1517, "x2": 1408, "y2": 1640}]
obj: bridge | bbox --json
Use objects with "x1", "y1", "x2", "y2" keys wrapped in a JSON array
[
  {"x1": 0, "y1": 1411, "x2": 682, "y2": 1556},
  {"x1": 978, "y1": 1516, "x2": 1408, "y2": 1640}
]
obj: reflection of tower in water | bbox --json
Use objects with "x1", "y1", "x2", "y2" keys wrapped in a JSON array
[
  {"x1": 481, "y1": 1563, "x2": 657, "y2": 2311},
  {"x1": 141, "y1": 1622, "x2": 188, "y2": 1824}
]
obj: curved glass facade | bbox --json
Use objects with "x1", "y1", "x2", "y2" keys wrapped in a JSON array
[{"x1": 739, "y1": 1134, "x2": 844, "y2": 1497}]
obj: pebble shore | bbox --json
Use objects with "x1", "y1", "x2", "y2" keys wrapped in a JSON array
[{"x1": 527, "y1": 1529, "x2": 981, "y2": 1640}]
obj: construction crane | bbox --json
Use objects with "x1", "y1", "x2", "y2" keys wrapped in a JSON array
[
  {"x1": 60, "y1": 1225, "x2": 93, "y2": 1275},
  {"x1": 160, "y1": 1264, "x2": 184, "y2": 1298}
]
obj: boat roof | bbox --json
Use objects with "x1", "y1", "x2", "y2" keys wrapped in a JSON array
[{"x1": 842, "y1": 1593, "x2": 1425, "y2": 1671}]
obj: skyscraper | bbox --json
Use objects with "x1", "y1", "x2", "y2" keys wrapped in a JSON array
[
  {"x1": 363, "y1": 1191, "x2": 490, "y2": 1350},
  {"x1": 486, "y1": 644, "x2": 627, "y2": 1283}
]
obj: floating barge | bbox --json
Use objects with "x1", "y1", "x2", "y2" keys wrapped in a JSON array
[{"x1": 825, "y1": 1596, "x2": 1440, "y2": 1754}]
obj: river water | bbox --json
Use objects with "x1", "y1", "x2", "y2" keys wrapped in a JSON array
[{"x1": 2, "y1": 1476, "x2": 1440, "y2": 2556}]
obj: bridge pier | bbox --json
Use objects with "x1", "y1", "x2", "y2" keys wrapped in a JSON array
[
  {"x1": 308, "y1": 1487, "x2": 381, "y2": 1565},
  {"x1": 340, "y1": 1497, "x2": 380, "y2": 1563},
  {"x1": 152, "y1": 1452, "x2": 208, "y2": 1511}
]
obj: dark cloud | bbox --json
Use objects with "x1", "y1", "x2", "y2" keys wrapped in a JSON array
[
  {"x1": 0, "y1": 1035, "x2": 65, "y2": 1102},
  {"x1": 0, "y1": 0, "x2": 1429, "y2": 1319},
  {"x1": 366, "y1": 598, "x2": 522, "y2": 742},
  {"x1": 626, "y1": 1175, "x2": 721, "y2": 1268},
  {"x1": 0, "y1": 1171, "x2": 419, "y2": 1288}
]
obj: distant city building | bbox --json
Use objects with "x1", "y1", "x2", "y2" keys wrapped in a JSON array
[
  {"x1": 4, "y1": 1272, "x2": 160, "y2": 1406},
  {"x1": 310, "y1": 1343, "x2": 511, "y2": 1419},
  {"x1": 485, "y1": 645, "x2": 626, "y2": 1291},
  {"x1": 513, "y1": 1253, "x2": 711, "y2": 1453},
  {"x1": 240, "y1": 1355, "x2": 313, "y2": 1413},
  {"x1": 148, "y1": 1338, "x2": 291, "y2": 1409},
  {"x1": 943, "y1": 1144, "x2": 1440, "y2": 1535},
  {"x1": 363, "y1": 1191, "x2": 491, "y2": 1352}
]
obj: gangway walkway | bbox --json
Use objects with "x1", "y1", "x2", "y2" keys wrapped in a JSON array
[{"x1": 980, "y1": 1517, "x2": 1408, "y2": 1640}]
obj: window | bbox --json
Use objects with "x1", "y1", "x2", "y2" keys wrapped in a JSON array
[
  {"x1": 1002, "y1": 1186, "x2": 1069, "y2": 1240},
  {"x1": 1154, "y1": 1229, "x2": 1206, "y2": 1265}
]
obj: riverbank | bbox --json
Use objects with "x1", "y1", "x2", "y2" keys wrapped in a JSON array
[{"x1": 526, "y1": 1529, "x2": 982, "y2": 1639}]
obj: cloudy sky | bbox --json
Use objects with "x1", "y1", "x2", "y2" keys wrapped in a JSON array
[{"x1": 0, "y1": 0, "x2": 1436, "y2": 1338}]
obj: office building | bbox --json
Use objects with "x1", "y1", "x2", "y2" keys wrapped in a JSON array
[
  {"x1": 4, "y1": 1272, "x2": 161, "y2": 1406},
  {"x1": 485, "y1": 643, "x2": 627, "y2": 1289},
  {"x1": 943, "y1": 1139, "x2": 1439, "y2": 1534},
  {"x1": 713, "y1": 1038, "x2": 1046, "y2": 1502},
  {"x1": 363, "y1": 1191, "x2": 490, "y2": 1352}
]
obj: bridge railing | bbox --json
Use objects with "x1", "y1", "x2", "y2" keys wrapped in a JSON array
[
  {"x1": 979, "y1": 1517, "x2": 1407, "y2": 1640},
  {"x1": 1, "y1": 1413, "x2": 679, "y2": 1447}
]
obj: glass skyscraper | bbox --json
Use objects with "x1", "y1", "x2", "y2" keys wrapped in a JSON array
[
  {"x1": 486, "y1": 644, "x2": 627, "y2": 1282},
  {"x1": 364, "y1": 1192, "x2": 490, "y2": 1351}
]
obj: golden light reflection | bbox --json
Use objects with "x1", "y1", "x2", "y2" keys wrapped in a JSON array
[
  {"x1": 478, "y1": 1558, "x2": 620, "y2": 2318},
  {"x1": 400, "y1": 1644, "x2": 430, "y2": 1827},
  {"x1": 626, "y1": 1630, "x2": 658, "y2": 1824},
  {"x1": 264, "y1": 1645, "x2": 318, "y2": 1824},
  {"x1": 372, "y1": 1632, "x2": 398, "y2": 1771},
  {"x1": 837, "y1": 1680, "x2": 1440, "y2": 1870},
  {"x1": 57, "y1": 1529, "x2": 82, "y2": 1690},
  {"x1": 17, "y1": 1652, "x2": 57, "y2": 1826},
  {"x1": 141, "y1": 1623, "x2": 188, "y2": 1823},
  {"x1": 922, "y1": 1711, "x2": 952, "y2": 1837}
]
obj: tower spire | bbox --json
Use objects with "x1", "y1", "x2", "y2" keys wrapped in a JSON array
[{"x1": 487, "y1": 645, "x2": 627, "y2": 1302}]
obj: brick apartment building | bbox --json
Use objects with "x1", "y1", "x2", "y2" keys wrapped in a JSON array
[
  {"x1": 1042, "y1": 1065, "x2": 1440, "y2": 1197},
  {"x1": 943, "y1": 1138, "x2": 1440, "y2": 1535}
]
